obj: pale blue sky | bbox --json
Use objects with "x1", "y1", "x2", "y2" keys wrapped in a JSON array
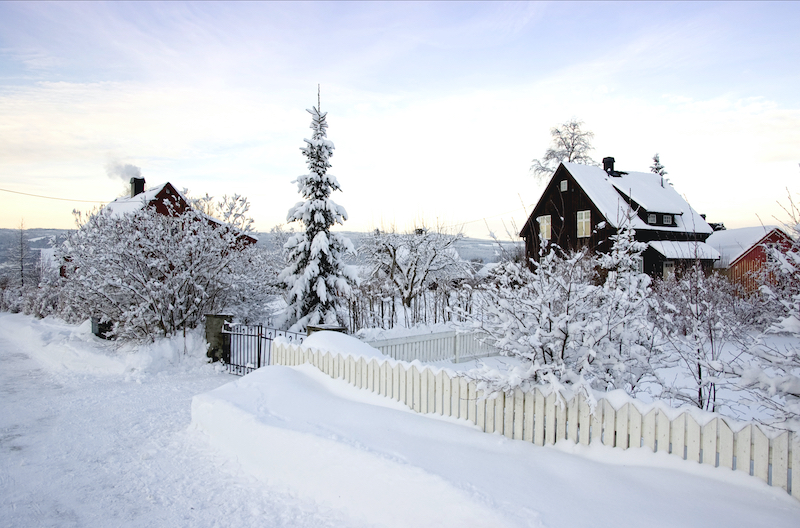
[{"x1": 1, "y1": 1, "x2": 798, "y2": 237}]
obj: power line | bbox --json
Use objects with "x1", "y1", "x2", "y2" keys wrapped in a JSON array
[{"x1": 0, "y1": 187, "x2": 108, "y2": 204}]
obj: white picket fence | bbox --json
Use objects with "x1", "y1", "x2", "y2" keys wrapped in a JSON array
[
  {"x1": 365, "y1": 330, "x2": 501, "y2": 363},
  {"x1": 271, "y1": 341, "x2": 799, "y2": 500}
]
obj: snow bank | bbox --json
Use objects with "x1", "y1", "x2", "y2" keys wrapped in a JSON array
[
  {"x1": 298, "y1": 330, "x2": 388, "y2": 360},
  {"x1": 0, "y1": 313, "x2": 214, "y2": 379},
  {"x1": 191, "y1": 363, "x2": 800, "y2": 528},
  {"x1": 191, "y1": 364, "x2": 504, "y2": 528}
]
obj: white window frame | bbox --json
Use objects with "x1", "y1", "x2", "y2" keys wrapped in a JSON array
[
  {"x1": 537, "y1": 215, "x2": 551, "y2": 240},
  {"x1": 663, "y1": 214, "x2": 672, "y2": 225},
  {"x1": 577, "y1": 210, "x2": 591, "y2": 238},
  {"x1": 648, "y1": 213, "x2": 657, "y2": 224},
  {"x1": 560, "y1": 180, "x2": 568, "y2": 192}
]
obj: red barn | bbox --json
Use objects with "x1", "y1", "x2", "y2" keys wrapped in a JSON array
[{"x1": 706, "y1": 226, "x2": 793, "y2": 293}]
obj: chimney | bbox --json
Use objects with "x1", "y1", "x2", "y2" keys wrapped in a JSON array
[
  {"x1": 130, "y1": 177, "x2": 145, "y2": 198},
  {"x1": 602, "y1": 157, "x2": 615, "y2": 173}
]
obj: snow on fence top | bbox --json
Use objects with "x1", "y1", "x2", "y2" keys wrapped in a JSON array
[{"x1": 270, "y1": 340, "x2": 800, "y2": 500}]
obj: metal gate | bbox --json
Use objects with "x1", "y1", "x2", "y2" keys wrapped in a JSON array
[{"x1": 222, "y1": 323, "x2": 306, "y2": 376}]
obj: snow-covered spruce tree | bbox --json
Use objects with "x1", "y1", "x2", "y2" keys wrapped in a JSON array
[
  {"x1": 280, "y1": 105, "x2": 357, "y2": 332},
  {"x1": 58, "y1": 195, "x2": 270, "y2": 340},
  {"x1": 650, "y1": 153, "x2": 667, "y2": 176},
  {"x1": 592, "y1": 227, "x2": 660, "y2": 394}
]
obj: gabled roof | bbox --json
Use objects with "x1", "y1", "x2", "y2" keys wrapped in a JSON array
[
  {"x1": 706, "y1": 225, "x2": 788, "y2": 268},
  {"x1": 103, "y1": 183, "x2": 189, "y2": 218},
  {"x1": 562, "y1": 162, "x2": 713, "y2": 235}
]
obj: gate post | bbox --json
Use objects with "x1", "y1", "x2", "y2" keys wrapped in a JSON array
[{"x1": 205, "y1": 314, "x2": 233, "y2": 363}]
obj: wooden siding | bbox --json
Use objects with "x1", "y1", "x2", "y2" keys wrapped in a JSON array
[{"x1": 726, "y1": 230, "x2": 793, "y2": 293}]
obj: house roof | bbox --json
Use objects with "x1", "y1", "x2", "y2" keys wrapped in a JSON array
[
  {"x1": 705, "y1": 225, "x2": 784, "y2": 268},
  {"x1": 562, "y1": 162, "x2": 713, "y2": 235},
  {"x1": 648, "y1": 241, "x2": 720, "y2": 261},
  {"x1": 103, "y1": 183, "x2": 187, "y2": 218}
]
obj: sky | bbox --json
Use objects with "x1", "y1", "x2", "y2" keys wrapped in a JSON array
[{"x1": 0, "y1": 1, "x2": 798, "y2": 239}]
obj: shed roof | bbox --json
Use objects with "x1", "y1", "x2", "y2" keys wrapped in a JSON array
[
  {"x1": 705, "y1": 225, "x2": 784, "y2": 268},
  {"x1": 563, "y1": 162, "x2": 713, "y2": 235},
  {"x1": 648, "y1": 240, "x2": 720, "y2": 261}
]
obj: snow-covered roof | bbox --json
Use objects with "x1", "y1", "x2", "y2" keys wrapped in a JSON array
[
  {"x1": 103, "y1": 183, "x2": 173, "y2": 217},
  {"x1": 705, "y1": 225, "x2": 782, "y2": 268},
  {"x1": 562, "y1": 163, "x2": 713, "y2": 234},
  {"x1": 647, "y1": 241, "x2": 720, "y2": 261}
]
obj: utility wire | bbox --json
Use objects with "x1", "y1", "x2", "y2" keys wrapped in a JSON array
[{"x1": 0, "y1": 187, "x2": 108, "y2": 204}]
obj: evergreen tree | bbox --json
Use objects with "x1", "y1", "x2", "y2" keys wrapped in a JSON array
[
  {"x1": 280, "y1": 104, "x2": 357, "y2": 332},
  {"x1": 650, "y1": 153, "x2": 667, "y2": 176}
]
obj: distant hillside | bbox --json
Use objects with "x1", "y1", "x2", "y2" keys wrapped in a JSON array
[{"x1": 0, "y1": 228, "x2": 522, "y2": 268}]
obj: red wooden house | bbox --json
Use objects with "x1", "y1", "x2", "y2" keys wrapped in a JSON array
[
  {"x1": 706, "y1": 226, "x2": 793, "y2": 292},
  {"x1": 104, "y1": 177, "x2": 257, "y2": 246},
  {"x1": 519, "y1": 158, "x2": 719, "y2": 278}
]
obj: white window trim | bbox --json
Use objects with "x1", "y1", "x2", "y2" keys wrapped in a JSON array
[
  {"x1": 577, "y1": 210, "x2": 591, "y2": 238},
  {"x1": 560, "y1": 180, "x2": 568, "y2": 192},
  {"x1": 648, "y1": 213, "x2": 657, "y2": 224},
  {"x1": 663, "y1": 214, "x2": 672, "y2": 225},
  {"x1": 537, "y1": 215, "x2": 551, "y2": 240}
]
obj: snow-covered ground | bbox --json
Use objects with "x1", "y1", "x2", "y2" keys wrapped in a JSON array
[{"x1": 2, "y1": 313, "x2": 799, "y2": 527}]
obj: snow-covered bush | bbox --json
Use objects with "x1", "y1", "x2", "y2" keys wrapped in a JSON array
[
  {"x1": 358, "y1": 225, "x2": 471, "y2": 328},
  {"x1": 463, "y1": 228, "x2": 661, "y2": 398},
  {"x1": 280, "y1": 105, "x2": 358, "y2": 332},
  {"x1": 731, "y1": 192, "x2": 800, "y2": 426},
  {"x1": 58, "y1": 197, "x2": 270, "y2": 340},
  {"x1": 652, "y1": 263, "x2": 750, "y2": 412}
]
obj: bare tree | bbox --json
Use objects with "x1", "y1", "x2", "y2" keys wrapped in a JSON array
[
  {"x1": 530, "y1": 119, "x2": 597, "y2": 182},
  {"x1": 6, "y1": 220, "x2": 32, "y2": 287},
  {"x1": 361, "y1": 223, "x2": 470, "y2": 327}
]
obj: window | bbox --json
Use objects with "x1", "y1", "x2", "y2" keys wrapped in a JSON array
[
  {"x1": 577, "y1": 210, "x2": 591, "y2": 238},
  {"x1": 663, "y1": 214, "x2": 672, "y2": 225},
  {"x1": 648, "y1": 213, "x2": 657, "y2": 224},
  {"x1": 663, "y1": 260, "x2": 675, "y2": 280},
  {"x1": 560, "y1": 180, "x2": 568, "y2": 192},
  {"x1": 537, "y1": 215, "x2": 551, "y2": 240}
]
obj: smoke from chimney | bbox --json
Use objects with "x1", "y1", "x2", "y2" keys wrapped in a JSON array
[{"x1": 106, "y1": 161, "x2": 141, "y2": 181}]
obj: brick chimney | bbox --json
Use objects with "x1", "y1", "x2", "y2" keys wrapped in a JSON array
[{"x1": 130, "y1": 177, "x2": 145, "y2": 198}]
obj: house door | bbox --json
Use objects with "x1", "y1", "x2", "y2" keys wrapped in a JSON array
[{"x1": 663, "y1": 260, "x2": 675, "y2": 280}]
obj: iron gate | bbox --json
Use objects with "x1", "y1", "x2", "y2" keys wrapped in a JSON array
[{"x1": 222, "y1": 323, "x2": 306, "y2": 376}]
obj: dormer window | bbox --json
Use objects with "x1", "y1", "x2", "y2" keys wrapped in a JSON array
[
  {"x1": 648, "y1": 213, "x2": 657, "y2": 224},
  {"x1": 663, "y1": 214, "x2": 672, "y2": 225},
  {"x1": 560, "y1": 180, "x2": 568, "y2": 192}
]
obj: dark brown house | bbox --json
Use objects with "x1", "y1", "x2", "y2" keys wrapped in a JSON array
[{"x1": 519, "y1": 158, "x2": 719, "y2": 278}]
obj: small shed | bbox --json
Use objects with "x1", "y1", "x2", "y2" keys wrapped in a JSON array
[{"x1": 706, "y1": 226, "x2": 793, "y2": 292}]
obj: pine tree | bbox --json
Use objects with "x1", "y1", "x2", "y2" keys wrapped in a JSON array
[
  {"x1": 280, "y1": 103, "x2": 358, "y2": 332},
  {"x1": 650, "y1": 153, "x2": 667, "y2": 176}
]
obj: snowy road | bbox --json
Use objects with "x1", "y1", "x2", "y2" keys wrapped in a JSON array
[
  {"x1": 0, "y1": 314, "x2": 361, "y2": 528},
  {"x1": 2, "y1": 313, "x2": 800, "y2": 528}
]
